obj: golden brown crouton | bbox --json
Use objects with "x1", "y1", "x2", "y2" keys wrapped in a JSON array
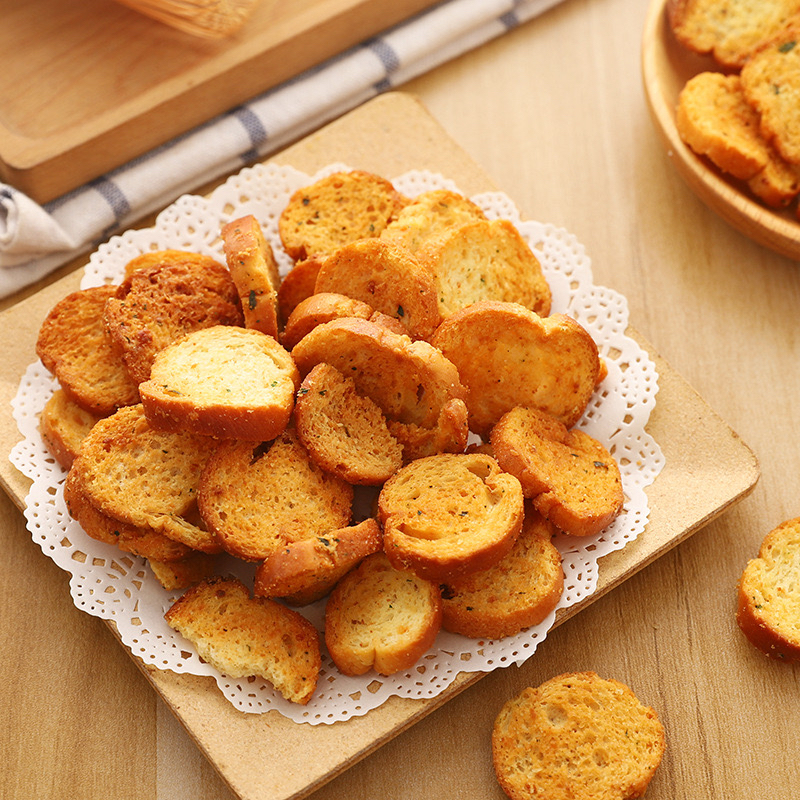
[{"x1": 39, "y1": 389, "x2": 102, "y2": 470}]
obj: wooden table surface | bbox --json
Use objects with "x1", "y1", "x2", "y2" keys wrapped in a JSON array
[{"x1": 2, "y1": 0, "x2": 799, "y2": 798}]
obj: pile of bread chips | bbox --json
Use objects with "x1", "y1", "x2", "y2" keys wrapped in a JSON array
[
  {"x1": 35, "y1": 169, "x2": 624, "y2": 706},
  {"x1": 670, "y1": 0, "x2": 800, "y2": 211}
]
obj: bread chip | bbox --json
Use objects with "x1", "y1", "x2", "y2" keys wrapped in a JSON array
[
  {"x1": 276, "y1": 256, "x2": 323, "y2": 324},
  {"x1": 198, "y1": 427, "x2": 353, "y2": 562},
  {"x1": 36, "y1": 285, "x2": 139, "y2": 415},
  {"x1": 492, "y1": 672, "x2": 665, "y2": 800},
  {"x1": 441, "y1": 507, "x2": 564, "y2": 639},
  {"x1": 39, "y1": 389, "x2": 101, "y2": 470},
  {"x1": 139, "y1": 325, "x2": 299, "y2": 441},
  {"x1": 387, "y1": 397, "x2": 470, "y2": 462},
  {"x1": 324, "y1": 552, "x2": 442, "y2": 676},
  {"x1": 490, "y1": 406, "x2": 623, "y2": 537},
  {"x1": 147, "y1": 551, "x2": 218, "y2": 591},
  {"x1": 278, "y1": 170, "x2": 407, "y2": 261},
  {"x1": 121, "y1": 249, "x2": 223, "y2": 281},
  {"x1": 281, "y1": 292, "x2": 374, "y2": 350},
  {"x1": 165, "y1": 576, "x2": 321, "y2": 704},
  {"x1": 378, "y1": 453, "x2": 524, "y2": 581},
  {"x1": 431, "y1": 301, "x2": 601, "y2": 438}
]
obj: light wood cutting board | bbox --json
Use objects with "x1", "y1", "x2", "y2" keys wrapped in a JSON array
[{"x1": 0, "y1": 92, "x2": 760, "y2": 800}]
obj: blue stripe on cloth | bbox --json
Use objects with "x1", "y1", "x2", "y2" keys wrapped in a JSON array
[
  {"x1": 89, "y1": 177, "x2": 131, "y2": 221},
  {"x1": 231, "y1": 106, "x2": 269, "y2": 162},
  {"x1": 366, "y1": 38, "x2": 401, "y2": 74},
  {"x1": 499, "y1": 10, "x2": 520, "y2": 28}
]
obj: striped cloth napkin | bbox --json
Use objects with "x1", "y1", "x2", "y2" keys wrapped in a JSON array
[{"x1": 0, "y1": 0, "x2": 565, "y2": 299}]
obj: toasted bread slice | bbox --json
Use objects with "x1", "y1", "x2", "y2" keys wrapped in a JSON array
[
  {"x1": 490, "y1": 406, "x2": 623, "y2": 537},
  {"x1": 39, "y1": 389, "x2": 102, "y2": 470},
  {"x1": 378, "y1": 453, "x2": 524, "y2": 581},
  {"x1": 492, "y1": 672, "x2": 665, "y2": 800},
  {"x1": 70, "y1": 404, "x2": 221, "y2": 553},
  {"x1": 294, "y1": 363, "x2": 403, "y2": 485},
  {"x1": 431, "y1": 301, "x2": 601, "y2": 438},
  {"x1": 380, "y1": 189, "x2": 487, "y2": 254},
  {"x1": 416, "y1": 218, "x2": 551, "y2": 318},
  {"x1": 667, "y1": 0, "x2": 800, "y2": 68},
  {"x1": 36, "y1": 285, "x2": 140, "y2": 415},
  {"x1": 198, "y1": 427, "x2": 353, "y2": 562},
  {"x1": 281, "y1": 292, "x2": 375, "y2": 350},
  {"x1": 387, "y1": 397, "x2": 470, "y2": 462},
  {"x1": 324, "y1": 552, "x2": 442, "y2": 676},
  {"x1": 254, "y1": 518, "x2": 383, "y2": 605},
  {"x1": 278, "y1": 170, "x2": 407, "y2": 261},
  {"x1": 221, "y1": 215, "x2": 281, "y2": 338},
  {"x1": 103, "y1": 258, "x2": 243, "y2": 383},
  {"x1": 748, "y1": 150, "x2": 800, "y2": 206},
  {"x1": 736, "y1": 517, "x2": 800, "y2": 662},
  {"x1": 165, "y1": 576, "x2": 321, "y2": 704},
  {"x1": 276, "y1": 256, "x2": 324, "y2": 324},
  {"x1": 139, "y1": 325, "x2": 299, "y2": 441},
  {"x1": 147, "y1": 551, "x2": 218, "y2": 591},
  {"x1": 314, "y1": 238, "x2": 441, "y2": 340},
  {"x1": 121, "y1": 249, "x2": 224, "y2": 281},
  {"x1": 441, "y1": 507, "x2": 564, "y2": 639}
]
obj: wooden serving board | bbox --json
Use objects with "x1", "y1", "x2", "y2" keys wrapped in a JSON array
[
  {"x1": 0, "y1": 93, "x2": 760, "y2": 800},
  {"x1": 0, "y1": 0, "x2": 441, "y2": 204}
]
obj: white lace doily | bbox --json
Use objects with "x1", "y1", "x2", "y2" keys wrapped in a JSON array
[{"x1": 10, "y1": 163, "x2": 665, "y2": 725}]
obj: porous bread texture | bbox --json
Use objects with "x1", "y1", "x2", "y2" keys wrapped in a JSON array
[
  {"x1": 36, "y1": 285, "x2": 139, "y2": 416},
  {"x1": 39, "y1": 389, "x2": 101, "y2": 470},
  {"x1": 165, "y1": 576, "x2": 321, "y2": 704},
  {"x1": 139, "y1": 325, "x2": 299, "y2": 441},
  {"x1": 294, "y1": 363, "x2": 403, "y2": 485},
  {"x1": 430, "y1": 301, "x2": 601, "y2": 438},
  {"x1": 221, "y1": 214, "x2": 282, "y2": 338},
  {"x1": 69, "y1": 404, "x2": 221, "y2": 553},
  {"x1": 103, "y1": 257, "x2": 243, "y2": 383},
  {"x1": 147, "y1": 551, "x2": 218, "y2": 591},
  {"x1": 254, "y1": 518, "x2": 383, "y2": 605},
  {"x1": 387, "y1": 397, "x2": 470, "y2": 463},
  {"x1": 667, "y1": 0, "x2": 800, "y2": 68},
  {"x1": 440, "y1": 507, "x2": 564, "y2": 639},
  {"x1": 378, "y1": 453, "x2": 524, "y2": 581},
  {"x1": 490, "y1": 406, "x2": 624, "y2": 538},
  {"x1": 492, "y1": 672, "x2": 666, "y2": 800},
  {"x1": 416, "y1": 218, "x2": 552, "y2": 318},
  {"x1": 198, "y1": 426, "x2": 354, "y2": 562},
  {"x1": 281, "y1": 292, "x2": 375, "y2": 350},
  {"x1": 324, "y1": 552, "x2": 442, "y2": 676},
  {"x1": 313, "y1": 238, "x2": 442, "y2": 340},
  {"x1": 278, "y1": 170, "x2": 407, "y2": 261},
  {"x1": 741, "y1": 25, "x2": 800, "y2": 166},
  {"x1": 736, "y1": 517, "x2": 800, "y2": 661}
]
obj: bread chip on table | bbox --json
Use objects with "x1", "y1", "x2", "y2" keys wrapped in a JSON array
[
  {"x1": 324, "y1": 552, "x2": 442, "y2": 676},
  {"x1": 440, "y1": 506, "x2": 564, "y2": 640},
  {"x1": 103, "y1": 257, "x2": 243, "y2": 383},
  {"x1": 198, "y1": 426, "x2": 354, "y2": 562},
  {"x1": 415, "y1": 218, "x2": 551, "y2": 318},
  {"x1": 666, "y1": 0, "x2": 800, "y2": 68},
  {"x1": 492, "y1": 671, "x2": 665, "y2": 800},
  {"x1": 278, "y1": 170, "x2": 408, "y2": 261},
  {"x1": 430, "y1": 301, "x2": 601, "y2": 438},
  {"x1": 281, "y1": 292, "x2": 375, "y2": 349},
  {"x1": 378, "y1": 453, "x2": 524, "y2": 581},
  {"x1": 139, "y1": 325, "x2": 299, "y2": 441},
  {"x1": 39, "y1": 389, "x2": 102, "y2": 470},
  {"x1": 490, "y1": 406, "x2": 624, "y2": 538},
  {"x1": 221, "y1": 214, "x2": 281, "y2": 339},
  {"x1": 36, "y1": 285, "x2": 139, "y2": 416},
  {"x1": 70, "y1": 404, "x2": 221, "y2": 554},
  {"x1": 736, "y1": 517, "x2": 800, "y2": 662},
  {"x1": 314, "y1": 238, "x2": 442, "y2": 340},
  {"x1": 294, "y1": 363, "x2": 403, "y2": 485},
  {"x1": 254, "y1": 518, "x2": 383, "y2": 605},
  {"x1": 165, "y1": 576, "x2": 321, "y2": 705}
]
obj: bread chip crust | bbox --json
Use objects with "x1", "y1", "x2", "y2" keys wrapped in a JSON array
[
  {"x1": 281, "y1": 292, "x2": 374, "y2": 350},
  {"x1": 39, "y1": 389, "x2": 101, "y2": 470}
]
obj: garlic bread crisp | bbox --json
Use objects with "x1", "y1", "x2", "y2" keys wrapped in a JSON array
[
  {"x1": 281, "y1": 292, "x2": 375, "y2": 349},
  {"x1": 39, "y1": 389, "x2": 102, "y2": 470}
]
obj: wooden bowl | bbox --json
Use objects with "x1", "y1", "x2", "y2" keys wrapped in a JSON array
[{"x1": 641, "y1": 0, "x2": 800, "y2": 260}]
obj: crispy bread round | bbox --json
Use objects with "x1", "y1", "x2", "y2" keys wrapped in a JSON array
[
  {"x1": 281, "y1": 292, "x2": 374, "y2": 350},
  {"x1": 36, "y1": 285, "x2": 140, "y2": 415},
  {"x1": 324, "y1": 552, "x2": 442, "y2": 676},
  {"x1": 39, "y1": 389, "x2": 102, "y2": 470},
  {"x1": 165, "y1": 576, "x2": 321, "y2": 704},
  {"x1": 276, "y1": 256, "x2": 323, "y2": 324},
  {"x1": 387, "y1": 397, "x2": 470, "y2": 462},
  {"x1": 441, "y1": 507, "x2": 564, "y2": 639},
  {"x1": 121, "y1": 249, "x2": 223, "y2": 280},
  {"x1": 198, "y1": 427, "x2": 353, "y2": 562},
  {"x1": 490, "y1": 406, "x2": 624, "y2": 537},
  {"x1": 736, "y1": 517, "x2": 800, "y2": 661},
  {"x1": 294, "y1": 363, "x2": 403, "y2": 485},
  {"x1": 378, "y1": 453, "x2": 524, "y2": 581},
  {"x1": 431, "y1": 301, "x2": 601, "y2": 438},
  {"x1": 139, "y1": 325, "x2": 299, "y2": 441},
  {"x1": 492, "y1": 672, "x2": 665, "y2": 800},
  {"x1": 278, "y1": 170, "x2": 407, "y2": 261},
  {"x1": 147, "y1": 551, "x2": 218, "y2": 591},
  {"x1": 103, "y1": 258, "x2": 243, "y2": 383},
  {"x1": 254, "y1": 518, "x2": 383, "y2": 605},
  {"x1": 314, "y1": 238, "x2": 441, "y2": 340}
]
